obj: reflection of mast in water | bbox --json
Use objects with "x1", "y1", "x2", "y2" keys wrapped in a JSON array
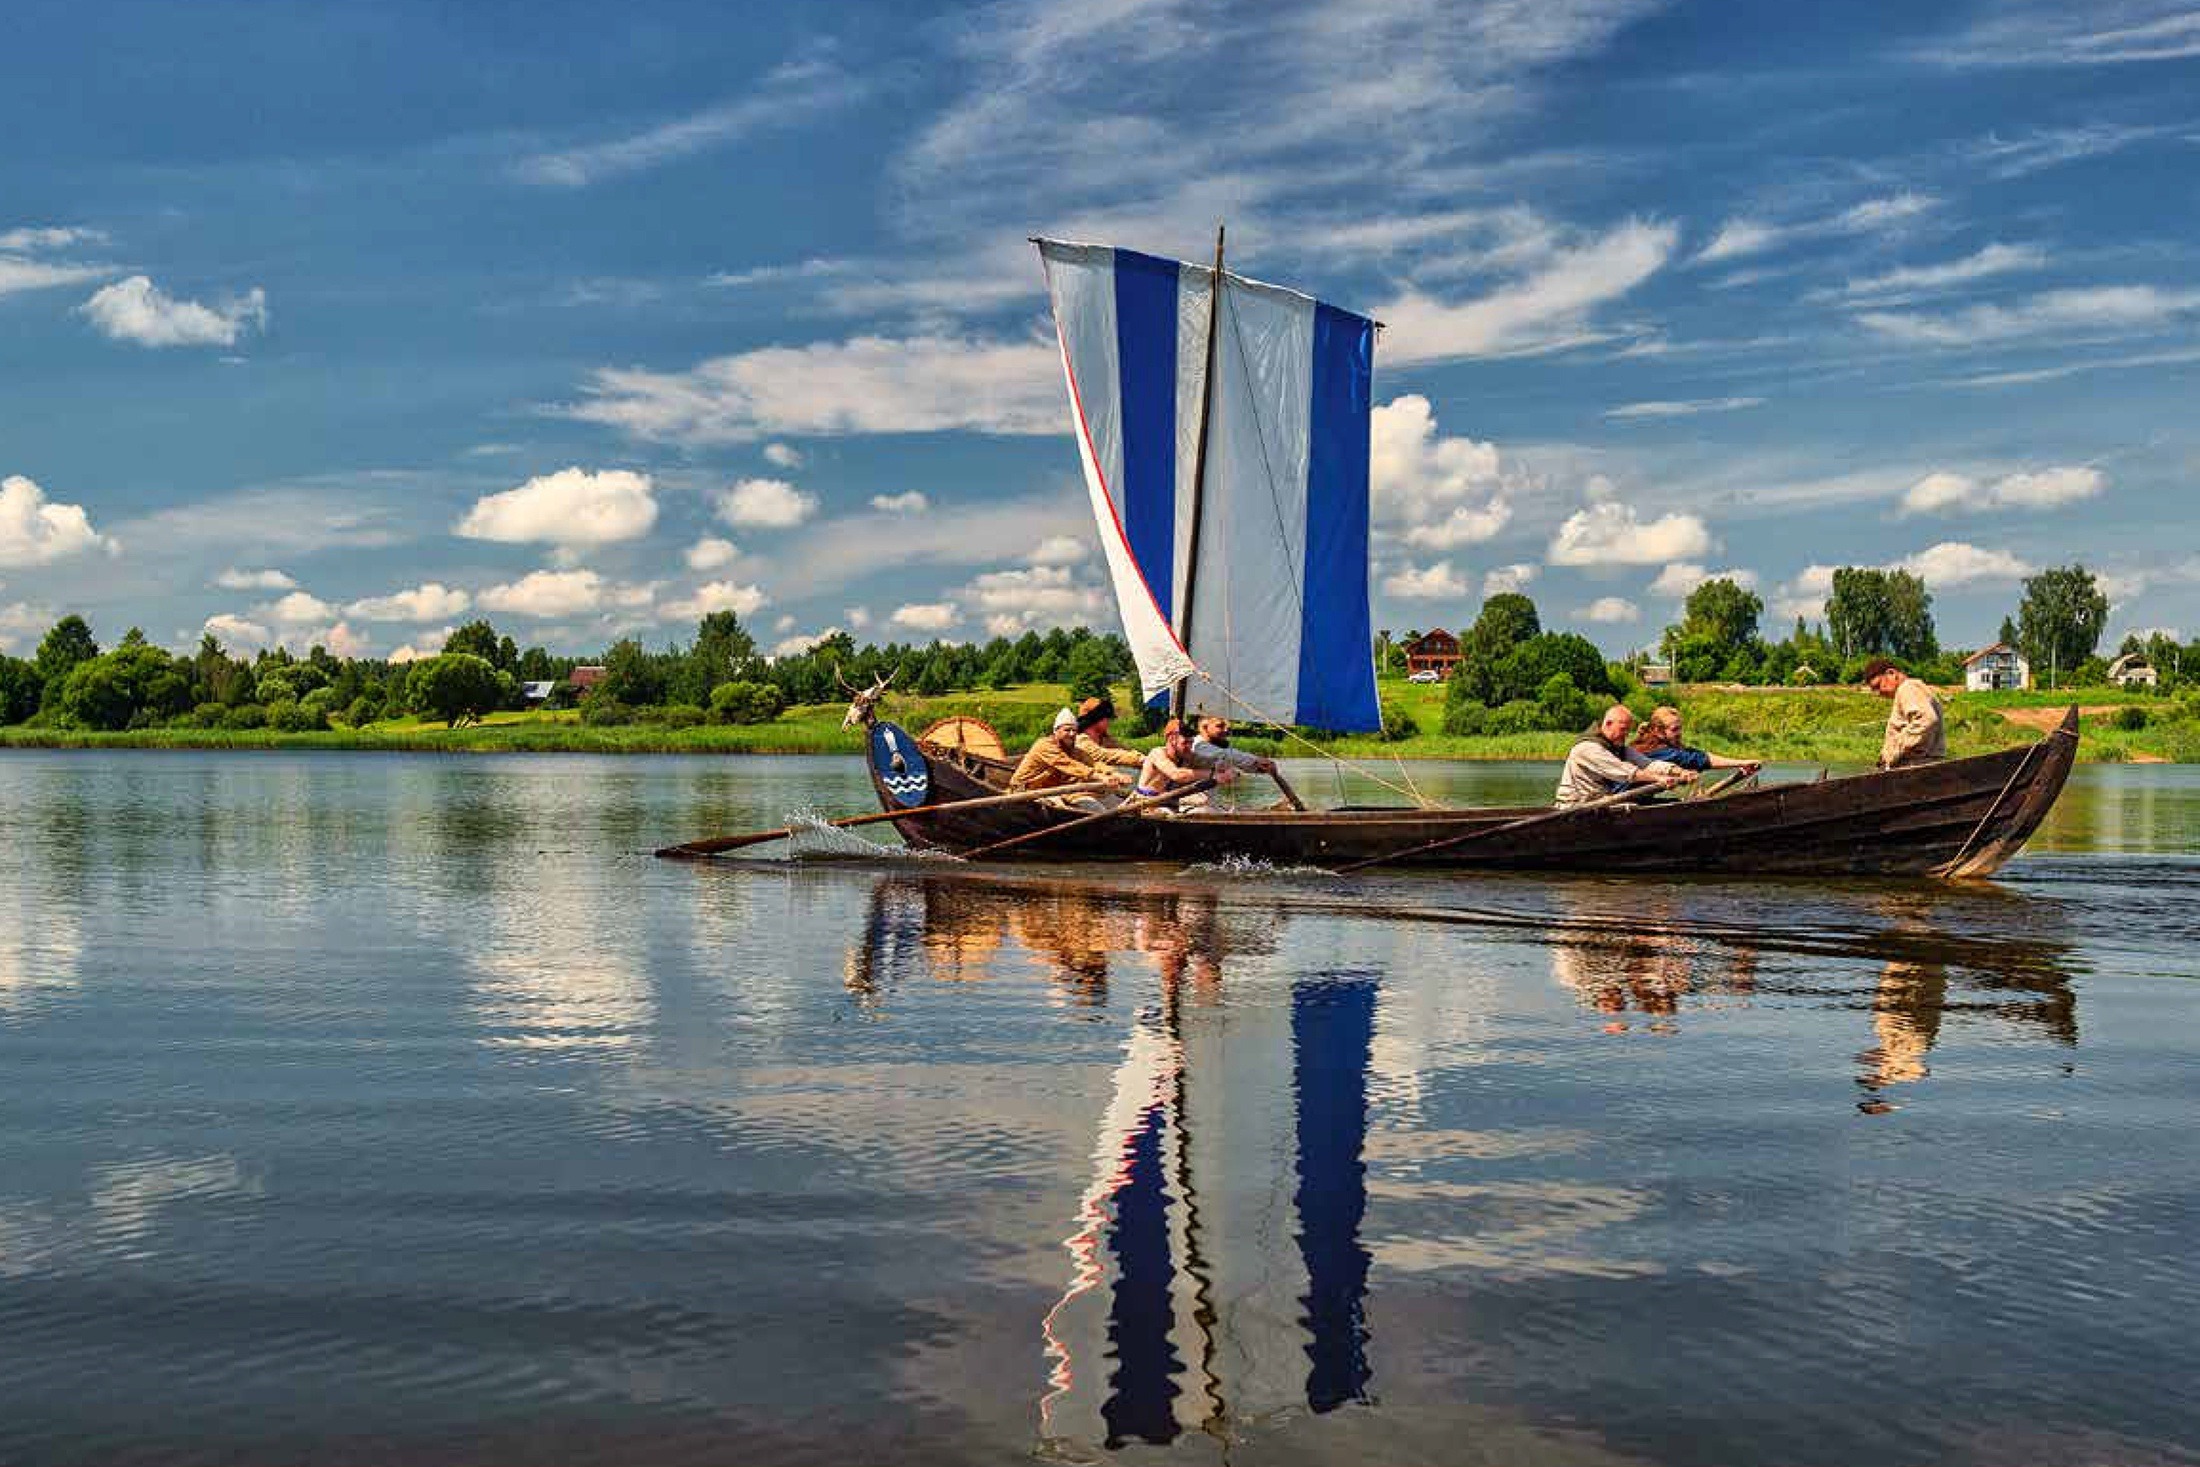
[{"x1": 1038, "y1": 963, "x2": 1378, "y2": 1452}]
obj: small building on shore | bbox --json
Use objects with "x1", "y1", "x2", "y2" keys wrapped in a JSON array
[
  {"x1": 2108, "y1": 652, "x2": 2158, "y2": 689},
  {"x1": 567, "y1": 665, "x2": 609, "y2": 694},
  {"x1": 1639, "y1": 661, "x2": 1675, "y2": 688},
  {"x1": 1402, "y1": 629, "x2": 1462, "y2": 681},
  {"x1": 1964, "y1": 643, "x2": 2031, "y2": 692},
  {"x1": 518, "y1": 680, "x2": 557, "y2": 705}
]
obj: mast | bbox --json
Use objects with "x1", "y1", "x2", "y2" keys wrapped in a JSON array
[{"x1": 1170, "y1": 223, "x2": 1226, "y2": 722}]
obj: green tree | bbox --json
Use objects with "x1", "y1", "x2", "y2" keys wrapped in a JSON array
[
  {"x1": 33, "y1": 615, "x2": 100, "y2": 705},
  {"x1": 1064, "y1": 637, "x2": 1124, "y2": 704},
  {"x1": 2016, "y1": 565, "x2": 2110, "y2": 689},
  {"x1": 709, "y1": 680, "x2": 785, "y2": 725},
  {"x1": 1452, "y1": 594, "x2": 1542, "y2": 704},
  {"x1": 405, "y1": 653, "x2": 506, "y2": 727},
  {"x1": 0, "y1": 655, "x2": 43, "y2": 724},
  {"x1": 443, "y1": 620, "x2": 505, "y2": 667},
  {"x1": 600, "y1": 637, "x2": 667, "y2": 705},
  {"x1": 55, "y1": 641, "x2": 192, "y2": 730},
  {"x1": 1826, "y1": 568, "x2": 1936, "y2": 661}
]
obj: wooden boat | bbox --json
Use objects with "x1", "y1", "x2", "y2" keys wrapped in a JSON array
[{"x1": 858, "y1": 709, "x2": 2079, "y2": 879}]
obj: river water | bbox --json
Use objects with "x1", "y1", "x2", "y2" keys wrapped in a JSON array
[{"x1": 1, "y1": 751, "x2": 2196, "y2": 1466}]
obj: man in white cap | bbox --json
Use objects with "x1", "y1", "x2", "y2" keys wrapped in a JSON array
[{"x1": 1010, "y1": 707, "x2": 1133, "y2": 807}]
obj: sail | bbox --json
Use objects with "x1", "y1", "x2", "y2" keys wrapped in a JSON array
[{"x1": 1037, "y1": 240, "x2": 1380, "y2": 732}]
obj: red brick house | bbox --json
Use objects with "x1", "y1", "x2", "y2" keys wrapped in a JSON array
[{"x1": 1402, "y1": 629, "x2": 1462, "y2": 680}]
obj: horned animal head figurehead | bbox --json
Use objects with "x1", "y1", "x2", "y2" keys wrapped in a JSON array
[{"x1": 839, "y1": 666, "x2": 896, "y2": 729}]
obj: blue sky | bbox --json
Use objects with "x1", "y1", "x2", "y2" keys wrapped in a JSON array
[{"x1": 3, "y1": 0, "x2": 2197, "y2": 663}]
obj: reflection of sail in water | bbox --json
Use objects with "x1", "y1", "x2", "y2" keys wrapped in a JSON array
[{"x1": 1040, "y1": 969, "x2": 1377, "y2": 1451}]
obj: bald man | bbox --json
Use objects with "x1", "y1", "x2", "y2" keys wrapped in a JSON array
[{"x1": 1554, "y1": 705, "x2": 1696, "y2": 807}]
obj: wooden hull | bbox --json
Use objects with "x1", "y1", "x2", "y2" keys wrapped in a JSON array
[{"x1": 869, "y1": 709, "x2": 2079, "y2": 879}]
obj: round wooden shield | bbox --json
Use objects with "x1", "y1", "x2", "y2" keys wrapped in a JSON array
[
  {"x1": 919, "y1": 715, "x2": 1006, "y2": 762},
  {"x1": 869, "y1": 721, "x2": 931, "y2": 806}
]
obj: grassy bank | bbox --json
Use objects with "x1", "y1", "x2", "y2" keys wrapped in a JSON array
[{"x1": 2, "y1": 681, "x2": 2193, "y2": 762}]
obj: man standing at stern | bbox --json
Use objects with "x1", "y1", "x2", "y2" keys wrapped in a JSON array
[{"x1": 1865, "y1": 658, "x2": 1946, "y2": 769}]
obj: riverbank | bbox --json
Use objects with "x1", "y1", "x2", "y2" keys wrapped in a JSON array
[{"x1": 4, "y1": 682, "x2": 2193, "y2": 762}]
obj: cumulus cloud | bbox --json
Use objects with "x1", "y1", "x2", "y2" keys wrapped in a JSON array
[
  {"x1": 957, "y1": 562, "x2": 1107, "y2": 636},
  {"x1": 1649, "y1": 563, "x2": 1759, "y2": 598},
  {"x1": 480, "y1": 568, "x2": 655, "y2": 619},
  {"x1": 1857, "y1": 286, "x2": 2200, "y2": 346},
  {"x1": 846, "y1": 606, "x2": 872, "y2": 630},
  {"x1": 1382, "y1": 561, "x2": 1469, "y2": 599},
  {"x1": 201, "y1": 612, "x2": 272, "y2": 650},
  {"x1": 685, "y1": 536, "x2": 739, "y2": 571},
  {"x1": 869, "y1": 490, "x2": 930, "y2": 514},
  {"x1": 1895, "y1": 541, "x2": 2034, "y2": 585},
  {"x1": 1548, "y1": 502, "x2": 1714, "y2": 567},
  {"x1": 261, "y1": 591, "x2": 337, "y2": 625},
  {"x1": 1377, "y1": 219, "x2": 1677, "y2": 365},
  {"x1": 0, "y1": 601, "x2": 59, "y2": 653},
  {"x1": 1604, "y1": 396, "x2": 1764, "y2": 420},
  {"x1": 565, "y1": 336, "x2": 1061, "y2": 445},
  {"x1": 0, "y1": 475, "x2": 116, "y2": 566},
  {"x1": 659, "y1": 580, "x2": 767, "y2": 621},
  {"x1": 455, "y1": 467, "x2": 657, "y2": 549},
  {"x1": 1029, "y1": 534, "x2": 1091, "y2": 566},
  {"x1": 213, "y1": 567, "x2": 296, "y2": 592},
  {"x1": 79, "y1": 276, "x2": 267, "y2": 348},
  {"x1": 762, "y1": 442, "x2": 805, "y2": 469},
  {"x1": 345, "y1": 583, "x2": 472, "y2": 622},
  {"x1": 1899, "y1": 465, "x2": 2106, "y2": 515},
  {"x1": 715, "y1": 477, "x2": 820, "y2": 529},
  {"x1": 1580, "y1": 596, "x2": 1640, "y2": 623},
  {"x1": 891, "y1": 601, "x2": 959, "y2": 632},
  {"x1": 1482, "y1": 563, "x2": 1538, "y2": 596},
  {"x1": 1372, "y1": 395, "x2": 1512, "y2": 548},
  {"x1": 772, "y1": 626, "x2": 847, "y2": 657}
]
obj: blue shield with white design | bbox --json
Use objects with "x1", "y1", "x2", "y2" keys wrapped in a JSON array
[{"x1": 869, "y1": 722, "x2": 931, "y2": 807}]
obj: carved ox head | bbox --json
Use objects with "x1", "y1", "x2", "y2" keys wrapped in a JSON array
[{"x1": 839, "y1": 666, "x2": 896, "y2": 729}]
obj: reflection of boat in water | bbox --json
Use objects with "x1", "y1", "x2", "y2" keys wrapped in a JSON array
[{"x1": 820, "y1": 233, "x2": 2076, "y2": 881}]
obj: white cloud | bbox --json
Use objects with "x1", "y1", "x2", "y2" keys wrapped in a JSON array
[
  {"x1": 1694, "y1": 192, "x2": 1937, "y2": 266},
  {"x1": 201, "y1": 612, "x2": 272, "y2": 650},
  {"x1": 1372, "y1": 395, "x2": 1513, "y2": 549},
  {"x1": 1482, "y1": 563, "x2": 1538, "y2": 597},
  {"x1": 1382, "y1": 561, "x2": 1469, "y2": 600},
  {"x1": 772, "y1": 626, "x2": 846, "y2": 657},
  {"x1": 659, "y1": 580, "x2": 767, "y2": 621},
  {"x1": 1857, "y1": 285, "x2": 2200, "y2": 346},
  {"x1": 79, "y1": 276, "x2": 266, "y2": 348},
  {"x1": 1768, "y1": 564, "x2": 1838, "y2": 622},
  {"x1": 1835, "y1": 192, "x2": 1937, "y2": 230},
  {"x1": 260, "y1": 591, "x2": 337, "y2": 625},
  {"x1": 481, "y1": 569, "x2": 655, "y2": 619},
  {"x1": 957, "y1": 562, "x2": 1107, "y2": 636},
  {"x1": 869, "y1": 490, "x2": 930, "y2": 514},
  {"x1": 456, "y1": 467, "x2": 657, "y2": 549},
  {"x1": 1824, "y1": 243, "x2": 2049, "y2": 304},
  {"x1": 1378, "y1": 219, "x2": 1677, "y2": 365},
  {"x1": 1967, "y1": 123, "x2": 2177, "y2": 179},
  {"x1": 891, "y1": 601, "x2": 959, "y2": 632},
  {"x1": 716, "y1": 477, "x2": 820, "y2": 529},
  {"x1": 1895, "y1": 541, "x2": 2034, "y2": 586},
  {"x1": 1649, "y1": 563, "x2": 1758, "y2": 598},
  {"x1": 1580, "y1": 596, "x2": 1640, "y2": 624},
  {"x1": 1695, "y1": 220, "x2": 1783, "y2": 264},
  {"x1": 1604, "y1": 396, "x2": 1764, "y2": 420},
  {"x1": 213, "y1": 567, "x2": 296, "y2": 592},
  {"x1": 513, "y1": 59, "x2": 862, "y2": 186},
  {"x1": 684, "y1": 536, "x2": 739, "y2": 571},
  {"x1": 761, "y1": 442, "x2": 805, "y2": 470},
  {"x1": 1549, "y1": 503, "x2": 1714, "y2": 567},
  {"x1": 0, "y1": 475, "x2": 116, "y2": 567},
  {"x1": 0, "y1": 225, "x2": 104, "y2": 252},
  {"x1": 387, "y1": 634, "x2": 457, "y2": 665},
  {"x1": 0, "y1": 257, "x2": 112, "y2": 298},
  {"x1": 1899, "y1": 465, "x2": 2106, "y2": 515},
  {"x1": 345, "y1": 583, "x2": 472, "y2": 622},
  {"x1": 1921, "y1": 4, "x2": 2200, "y2": 66},
  {"x1": 1029, "y1": 534, "x2": 1091, "y2": 566},
  {"x1": 846, "y1": 606, "x2": 872, "y2": 630},
  {"x1": 0, "y1": 602, "x2": 58, "y2": 653},
  {"x1": 565, "y1": 335, "x2": 1060, "y2": 445}
]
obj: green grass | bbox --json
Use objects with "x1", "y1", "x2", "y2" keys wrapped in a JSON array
[{"x1": 3, "y1": 680, "x2": 2193, "y2": 761}]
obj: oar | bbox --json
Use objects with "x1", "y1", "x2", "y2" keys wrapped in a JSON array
[
  {"x1": 1331, "y1": 780, "x2": 1666, "y2": 875},
  {"x1": 654, "y1": 780, "x2": 1116, "y2": 860},
  {"x1": 1268, "y1": 767, "x2": 1310, "y2": 812},
  {"x1": 960, "y1": 777, "x2": 1219, "y2": 861},
  {"x1": 1688, "y1": 767, "x2": 1753, "y2": 801}
]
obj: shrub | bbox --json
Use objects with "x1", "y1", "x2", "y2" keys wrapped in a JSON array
[
  {"x1": 1481, "y1": 699, "x2": 1551, "y2": 736},
  {"x1": 1442, "y1": 697, "x2": 1487, "y2": 737},
  {"x1": 1536, "y1": 673, "x2": 1599, "y2": 732},
  {"x1": 223, "y1": 703, "x2": 268, "y2": 729},
  {"x1": 651, "y1": 703, "x2": 708, "y2": 729},
  {"x1": 579, "y1": 693, "x2": 637, "y2": 726},
  {"x1": 345, "y1": 696, "x2": 375, "y2": 728},
  {"x1": 1378, "y1": 695, "x2": 1418, "y2": 742},
  {"x1": 709, "y1": 680, "x2": 786, "y2": 726},
  {"x1": 265, "y1": 698, "x2": 326, "y2": 733},
  {"x1": 190, "y1": 702, "x2": 228, "y2": 728},
  {"x1": 2114, "y1": 705, "x2": 2148, "y2": 732}
]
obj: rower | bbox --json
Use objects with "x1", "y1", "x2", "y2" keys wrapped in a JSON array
[
  {"x1": 1555, "y1": 705, "x2": 1695, "y2": 807},
  {"x1": 1134, "y1": 718, "x2": 1213, "y2": 813},
  {"x1": 1184, "y1": 715, "x2": 1282, "y2": 798},
  {"x1": 1071, "y1": 696, "x2": 1144, "y2": 773},
  {"x1": 1011, "y1": 708, "x2": 1131, "y2": 809},
  {"x1": 1865, "y1": 658, "x2": 1946, "y2": 769}
]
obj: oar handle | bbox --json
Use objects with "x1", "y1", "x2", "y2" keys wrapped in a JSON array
[
  {"x1": 655, "y1": 780, "x2": 1116, "y2": 859},
  {"x1": 961, "y1": 777, "x2": 1218, "y2": 861}
]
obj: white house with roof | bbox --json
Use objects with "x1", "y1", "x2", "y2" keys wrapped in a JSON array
[
  {"x1": 1963, "y1": 643, "x2": 2030, "y2": 692},
  {"x1": 2108, "y1": 652, "x2": 2158, "y2": 688}
]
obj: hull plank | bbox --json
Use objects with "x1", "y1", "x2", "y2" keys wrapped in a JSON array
[{"x1": 867, "y1": 710, "x2": 2078, "y2": 880}]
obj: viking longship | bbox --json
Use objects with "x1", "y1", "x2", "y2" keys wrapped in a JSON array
[{"x1": 673, "y1": 233, "x2": 2079, "y2": 878}]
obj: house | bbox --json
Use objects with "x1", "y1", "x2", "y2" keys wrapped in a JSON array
[
  {"x1": 1639, "y1": 662, "x2": 1675, "y2": 688},
  {"x1": 567, "y1": 665, "x2": 609, "y2": 693},
  {"x1": 1963, "y1": 643, "x2": 2031, "y2": 692},
  {"x1": 518, "y1": 680, "x2": 557, "y2": 704},
  {"x1": 1402, "y1": 629, "x2": 1462, "y2": 680},
  {"x1": 2108, "y1": 652, "x2": 2158, "y2": 688}
]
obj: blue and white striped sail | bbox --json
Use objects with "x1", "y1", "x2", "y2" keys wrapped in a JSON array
[{"x1": 1037, "y1": 240, "x2": 1381, "y2": 732}]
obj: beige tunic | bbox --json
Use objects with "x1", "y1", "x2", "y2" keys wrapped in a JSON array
[
  {"x1": 1073, "y1": 732, "x2": 1143, "y2": 769},
  {"x1": 1879, "y1": 677, "x2": 1946, "y2": 768},
  {"x1": 1554, "y1": 739, "x2": 1673, "y2": 807}
]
